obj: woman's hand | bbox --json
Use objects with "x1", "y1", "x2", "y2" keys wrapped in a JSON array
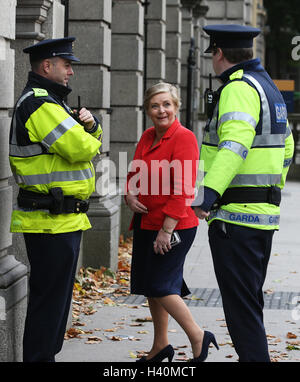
[
  {"x1": 153, "y1": 216, "x2": 178, "y2": 254},
  {"x1": 153, "y1": 229, "x2": 172, "y2": 255},
  {"x1": 126, "y1": 193, "x2": 148, "y2": 214}
]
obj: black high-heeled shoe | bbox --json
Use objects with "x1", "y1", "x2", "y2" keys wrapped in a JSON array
[
  {"x1": 136, "y1": 344, "x2": 174, "y2": 362},
  {"x1": 190, "y1": 331, "x2": 219, "y2": 362}
]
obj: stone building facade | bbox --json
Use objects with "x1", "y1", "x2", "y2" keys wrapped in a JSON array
[{"x1": 0, "y1": 0, "x2": 265, "y2": 361}]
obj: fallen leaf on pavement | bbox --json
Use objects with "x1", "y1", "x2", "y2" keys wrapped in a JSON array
[
  {"x1": 175, "y1": 356, "x2": 190, "y2": 361},
  {"x1": 134, "y1": 317, "x2": 152, "y2": 322},
  {"x1": 64, "y1": 327, "x2": 85, "y2": 339},
  {"x1": 264, "y1": 289, "x2": 274, "y2": 295},
  {"x1": 287, "y1": 340, "x2": 300, "y2": 345},
  {"x1": 73, "y1": 321, "x2": 86, "y2": 327},
  {"x1": 287, "y1": 332, "x2": 297, "y2": 339},
  {"x1": 174, "y1": 345, "x2": 188, "y2": 349},
  {"x1": 85, "y1": 336, "x2": 103, "y2": 344},
  {"x1": 109, "y1": 336, "x2": 122, "y2": 341}
]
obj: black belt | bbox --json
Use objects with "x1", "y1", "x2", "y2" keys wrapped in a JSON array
[
  {"x1": 17, "y1": 187, "x2": 90, "y2": 215},
  {"x1": 212, "y1": 186, "x2": 281, "y2": 210}
]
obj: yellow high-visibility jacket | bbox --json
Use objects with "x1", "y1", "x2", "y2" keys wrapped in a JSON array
[
  {"x1": 193, "y1": 59, "x2": 294, "y2": 230},
  {"x1": 9, "y1": 71, "x2": 102, "y2": 234}
]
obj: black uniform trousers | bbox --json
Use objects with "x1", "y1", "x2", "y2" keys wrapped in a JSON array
[
  {"x1": 23, "y1": 231, "x2": 82, "y2": 362},
  {"x1": 208, "y1": 220, "x2": 274, "y2": 362}
]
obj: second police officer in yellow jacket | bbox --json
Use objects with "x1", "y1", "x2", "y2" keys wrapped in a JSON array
[
  {"x1": 9, "y1": 37, "x2": 102, "y2": 362},
  {"x1": 192, "y1": 25, "x2": 294, "y2": 362}
]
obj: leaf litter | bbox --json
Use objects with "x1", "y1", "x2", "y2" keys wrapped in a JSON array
[
  {"x1": 65, "y1": 235, "x2": 133, "y2": 341},
  {"x1": 65, "y1": 235, "x2": 300, "y2": 361}
]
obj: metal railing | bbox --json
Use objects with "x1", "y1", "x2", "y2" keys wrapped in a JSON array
[{"x1": 186, "y1": 38, "x2": 196, "y2": 131}]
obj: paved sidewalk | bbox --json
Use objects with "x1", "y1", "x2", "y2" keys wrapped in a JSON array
[{"x1": 56, "y1": 181, "x2": 300, "y2": 364}]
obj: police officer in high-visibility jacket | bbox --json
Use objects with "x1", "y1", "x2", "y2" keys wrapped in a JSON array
[
  {"x1": 192, "y1": 25, "x2": 294, "y2": 362},
  {"x1": 9, "y1": 37, "x2": 102, "y2": 362}
]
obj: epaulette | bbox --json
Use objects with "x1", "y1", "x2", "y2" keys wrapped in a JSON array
[{"x1": 32, "y1": 88, "x2": 48, "y2": 97}]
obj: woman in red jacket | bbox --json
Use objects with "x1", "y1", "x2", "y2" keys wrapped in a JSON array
[{"x1": 126, "y1": 83, "x2": 218, "y2": 362}]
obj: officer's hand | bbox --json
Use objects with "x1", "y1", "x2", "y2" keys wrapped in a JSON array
[
  {"x1": 193, "y1": 207, "x2": 210, "y2": 220},
  {"x1": 78, "y1": 107, "x2": 95, "y2": 130},
  {"x1": 126, "y1": 193, "x2": 148, "y2": 214}
]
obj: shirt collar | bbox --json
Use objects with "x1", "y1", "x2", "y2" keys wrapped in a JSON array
[
  {"x1": 146, "y1": 118, "x2": 180, "y2": 152},
  {"x1": 160, "y1": 117, "x2": 180, "y2": 139}
]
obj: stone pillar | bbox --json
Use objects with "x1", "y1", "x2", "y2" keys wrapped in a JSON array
[
  {"x1": 180, "y1": 0, "x2": 196, "y2": 127},
  {"x1": 110, "y1": 0, "x2": 144, "y2": 238},
  {"x1": 146, "y1": 0, "x2": 166, "y2": 90},
  {"x1": 165, "y1": 0, "x2": 182, "y2": 87},
  {"x1": 11, "y1": 0, "x2": 65, "y2": 270},
  {"x1": 0, "y1": 0, "x2": 28, "y2": 362},
  {"x1": 192, "y1": 1, "x2": 208, "y2": 143},
  {"x1": 192, "y1": 2, "x2": 201, "y2": 127},
  {"x1": 13, "y1": 0, "x2": 54, "y2": 98},
  {"x1": 43, "y1": 0, "x2": 65, "y2": 39},
  {"x1": 203, "y1": 0, "x2": 255, "y2": 93},
  {"x1": 245, "y1": 0, "x2": 266, "y2": 65},
  {"x1": 68, "y1": 0, "x2": 120, "y2": 272}
]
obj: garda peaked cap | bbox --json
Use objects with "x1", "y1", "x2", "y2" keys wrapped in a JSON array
[
  {"x1": 23, "y1": 37, "x2": 80, "y2": 62},
  {"x1": 203, "y1": 24, "x2": 261, "y2": 53}
]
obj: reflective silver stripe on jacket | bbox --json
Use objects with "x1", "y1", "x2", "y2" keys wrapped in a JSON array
[
  {"x1": 16, "y1": 91, "x2": 35, "y2": 109},
  {"x1": 243, "y1": 74, "x2": 286, "y2": 147},
  {"x1": 218, "y1": 111, "x2": 257, "y2": 129},
  {"x1": 230, "y1": 173, "x2": 282, "y2": 186},
  {"x1": 15, "y1": 168, "x2": 94, "y2": 186},
  {"x1": 10, "y1": 91, "x2": 34, "y2": 146},
  {"x1": 208, "y1": 209, "x2": 280, "y2": 226},
  {"x1": 203, "y1": 172, "x2": 282, "y2": 186},
  {"x1": 42, "y1": 116, "x2": 78, "y2": 149},
  {"x1": 9, "y1": 144, "x2": 44, "y2": 157},
  {"x1": 203, "y1": 75, "x2": 287, "y2": 148},
  {"x1": 13, "y1": 203, "x2": 49, "y2": 213},
  {"x1": 218, "y1": 140, "x2": 248, "y2": 160},
  {"x1": 9, "y1": 90, "x2": 47, "y2": 157},
  {"x1": 286, "y1": 123, "x2": 292, "y2": 138}
]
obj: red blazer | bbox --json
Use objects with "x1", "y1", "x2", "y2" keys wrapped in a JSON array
[{"x1": 126, "y1": 118, "x2": 199, "y2": 231}]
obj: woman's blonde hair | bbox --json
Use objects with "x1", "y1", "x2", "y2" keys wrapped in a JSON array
[{"x1": 143, "y1": 82, "x2": 181, "y2": 111}]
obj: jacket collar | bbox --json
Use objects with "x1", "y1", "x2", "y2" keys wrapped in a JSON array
[
  {"x1": 26, "y1": 71, "x2": 72, "y2": 100},
  {"x1": 218, "y1": 58, "x2": 263, "y2": 84}
]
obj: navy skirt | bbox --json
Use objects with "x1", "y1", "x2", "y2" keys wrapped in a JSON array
[{"x1": 130, "y1": 214, "x2": 197, "y2": 298}]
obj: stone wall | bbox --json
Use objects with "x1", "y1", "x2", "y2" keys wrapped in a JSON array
[
  {"x1": 0, "y1": 0, "x2": 27, "y2": 362},
  {"x1": 110, "y1": 0, "x2": 144, "y2": 238},
  {"x1": 201, "y1": 0, "x2": 266, "y2": 100},
  {"x1": 68, "y1": 0, "x2": 121, "y2": 272},
  {"x1": 0, "y1": 0, "x2": 265, "y2": 361}
]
